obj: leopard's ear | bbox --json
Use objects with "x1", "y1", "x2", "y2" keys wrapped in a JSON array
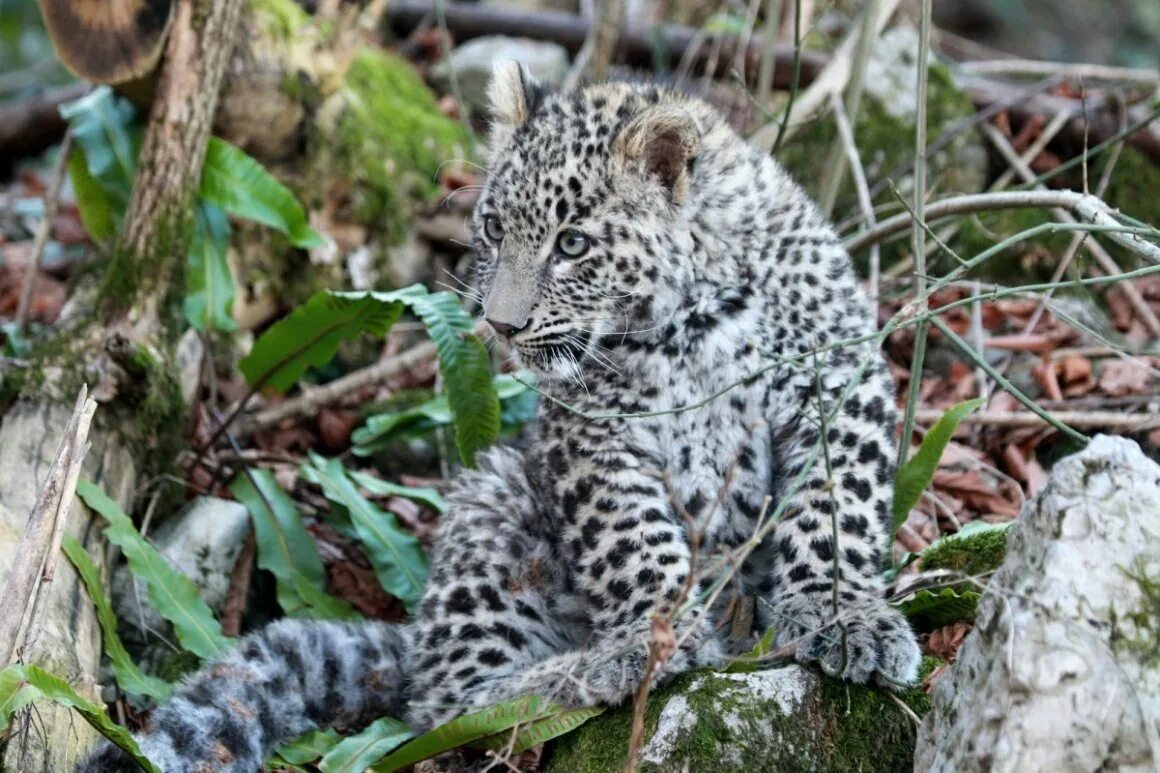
[
  {"x1": 487, "y1": 61, "x2": 547, "y2": 147},
  {"x1": 614, "y1": 105, "x2": 702, "y2": 204}
]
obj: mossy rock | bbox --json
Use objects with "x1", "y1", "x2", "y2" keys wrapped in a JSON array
[
  {"x1": 222, "y1": 1, "x2": 471, "y2": 311},
  {"x1": 543, "y1": 664, "x2": 932, "y2": 772},
  {"x1": 310, "y1": 48, "x2": 470, "y2": 285}
]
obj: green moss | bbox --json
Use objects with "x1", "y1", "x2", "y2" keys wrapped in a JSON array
[
  {"x1": 545, "y1": 666, "x2": 930, "y2": 772},
  {"x1": 919, "y1": 523, "x2": 1011, "y2": 577},
  {"x1": 250, "y1": 0, "x2": 312, "y2": 41},
  {"x1": 324, "y1": 48, "x2": 470, "y2": 250},
  {"x1": 1115, "y1": 558, "x2": 1160, "y2": 666}
]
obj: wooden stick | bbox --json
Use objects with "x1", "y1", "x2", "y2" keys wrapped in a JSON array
[
  {"x1": 0, "y1": 386, "x2": 97, "y2": 666},
  {"x1": 914, "y1": 408, "x2": 1160, "y2": 432},
  {"x1": 235, "y1": 339, "x2": 438, "y2": 438}
]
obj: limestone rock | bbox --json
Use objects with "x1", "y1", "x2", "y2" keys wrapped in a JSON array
[
  {"x1": 431, "y1": 36, "x2": 570, "y2": 115},
  {"x1": 111, "y1": 496, "x2": 249, "y2": 648},
  {"x1": 915, "y1": 435, "x2": 1160, "y2": 772}
]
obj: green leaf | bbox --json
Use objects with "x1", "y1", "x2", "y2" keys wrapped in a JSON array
[
  {"x1": 273, "y1": 728, "x2": 342, "y2": 765},
  {"x1": 353, "y1": 374, "x2": 531, "y2": 458},
  {"x1": 0, "y1": 663, "x2": 160, "y2": 773},
  {"x1": 76, "y1": 479, "x2": 229, "y2": 659},
  {"x1": 348, "y1": 470, "x2": 446, "y2": 513},
  {"x1": 396, "y1": 289, "x2": 498, "y2": 466},
  {"x1": 184, "y1": 201, "x2": 237, "y2": 333},
  {"x1": 61, "y1": 536, "x2": 173, "y2": 701},
  {"x1": 724, "y1": 625, "x2": 777, "y2": 673},
  {"x1": 59, "y1": 87, "x2": 138, "y2": 212},
  {"x1": 67, "y1": 146, "x2": 115, "y2": 241},
  {"x1": 477, "y1": 705, "x2": 605, "y2": 755},
  {"x1": 370, "y1": 696, "x2": 550, "y2": 772},
  {"x1": 896, "y1": 587, "x2": 981, "y2": 630},
  {"x1": 301, "y1": 455, "x2": 428, "y2": 612},
  {"x1": 319, "y1": 716, "x2": 413, "y2": 772},
  {"x1": 200, "y1": 137, "x2": 325, "y2": 248},
  {"x1": 892, "y1": 397, "x2": 986, "y2": 535},
  {"x1": 239, "y1": 292, "x2": 404, "y2": 392},
  {"x1": 230, "y1": 470, "x2": 358, "y2": 620}
]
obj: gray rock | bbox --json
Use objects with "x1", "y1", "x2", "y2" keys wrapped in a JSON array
[
  {"x1": 111, "y1": 496, "x2": 249, "y2": 646},
  {"x1": 916, "y1": 435, "x2": 1160, "y2": 772},
  {"x1": 431, "y1": 36, "x2": 569, "y2": 114}
]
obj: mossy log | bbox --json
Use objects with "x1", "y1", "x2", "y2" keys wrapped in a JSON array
[
  {"x1": 544, "y1": 665, "x2": 931, "y2": 772},
  {"x1": 0, "y1": 0, "x2": 243, "y2": 769}
]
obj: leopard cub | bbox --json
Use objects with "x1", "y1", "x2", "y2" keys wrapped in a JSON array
[{"x1": 82, "y1": 64, "x2": 919, "y2": 772}]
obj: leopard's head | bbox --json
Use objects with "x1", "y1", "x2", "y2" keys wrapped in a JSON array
[{"x1": 472, "y1": 62, "x2": 707, "y2": 382}]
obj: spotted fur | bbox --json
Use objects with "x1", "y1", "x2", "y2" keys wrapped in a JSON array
[{"x1": 80, "y1": 66, "x2": 919, "y2": 772}]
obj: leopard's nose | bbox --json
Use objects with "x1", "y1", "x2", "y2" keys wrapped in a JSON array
[{"x1": 487, "y1": 318, "x2": 528, "y2": 339}]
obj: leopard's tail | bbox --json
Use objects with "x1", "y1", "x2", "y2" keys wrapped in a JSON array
[{"x1": 79, "y1": 619, "x2": 413, "y2": 773}]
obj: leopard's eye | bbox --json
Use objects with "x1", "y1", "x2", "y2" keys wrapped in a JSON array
[
  {"x1": 483, "y1": 215, "x2": 504, "y2": 242},
  {"x1": 556, "y1": 229, "x2": 589, "y2": 258}
]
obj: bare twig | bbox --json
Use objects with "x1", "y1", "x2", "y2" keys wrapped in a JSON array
[
  {"x1": 234, "y1": 339, "x2": 437, "y2": 439},
  {"x1": 16, "y1": 131, "x2": 73, "y2": 334},
  {"x1": 958, "y1": 59, "x2": 1160, "y2": 86},
  {"x1": 914, "y1": 408, "x2": 1160, "y2": 432},
  {"x1": 980, "y1": 121, "x2": 1160, "y2": 337},
  {"x1": 0, "y1": 386, "x2": 97, "y2": 665},
  {"x1": 829, "y1": 93, "x2": 879, "y2": 302},
  {"x1": 845, "y1": 190, "x2": 1160, "y2": 262}
]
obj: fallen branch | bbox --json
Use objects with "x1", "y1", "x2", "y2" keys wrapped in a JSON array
[
  {"x1": 236, "y1": 339, "x2": 438, "y2": 438},
  {"x1": 385, "y1": 0, "x2": 826, "y2": 88},
  {"x1": 914, "y1": 408, "x2": 1160, "y2": 432},
  {"x1": 844, "y1": 190, "x2": 1160, "y2": 262},
  {"x1": 0, "y1": 385, "x2": 96, "y2": 666}
]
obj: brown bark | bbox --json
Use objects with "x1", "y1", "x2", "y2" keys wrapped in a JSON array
[
  {"x1": 109, "y1": 0, "x2": 245, "y2": 330},
  {"x1": 0, "y1": 1, "x2": 244, "y2": 769}
]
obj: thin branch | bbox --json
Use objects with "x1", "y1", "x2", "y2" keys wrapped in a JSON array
[
  {"x1": 0, "y1": 386, "x2": 97, "y2": 665},
  {"x1": 236, "y1": 340, "x2": 438, "y2": 439},
  {"x1": 958, "y1": 59, "x2": 1160, "y2": 86},
  {"x1": 844, "y1": 190, "x2": 1160, "y2": 262},
  {"x1": 914, "y1": 408, "x2": 1160, "y2": 432},
  {"x1": 16, "y1": 131, "x2": 72, "y2": 334},
  {"x1": 980, "y1": 121, "x2": 1160, "y2": 337},
  {"x1": 829, "y1": 92, "x2": 879, "y2": 302}
]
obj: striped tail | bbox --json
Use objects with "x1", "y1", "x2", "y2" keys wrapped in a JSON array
[{"x1": 80, "y1": 619, "x2": 412, "y2": 772}]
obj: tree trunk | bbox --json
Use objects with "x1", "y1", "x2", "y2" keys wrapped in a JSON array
[{"x1": 0, "y1": 0, "x2": 243, "y2": 769}]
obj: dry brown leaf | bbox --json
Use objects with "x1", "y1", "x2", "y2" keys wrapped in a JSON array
[
  {"x1": 317, "y1": 407, "x2": 360, "y2": 450},
  {"x1": 924, "y1": 621, "x2": 972, "y2": 662}
]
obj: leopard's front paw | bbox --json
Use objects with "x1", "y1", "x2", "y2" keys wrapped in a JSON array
[{"x1": 769, "y1": 593, "x2": 920, "y2": 688}]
